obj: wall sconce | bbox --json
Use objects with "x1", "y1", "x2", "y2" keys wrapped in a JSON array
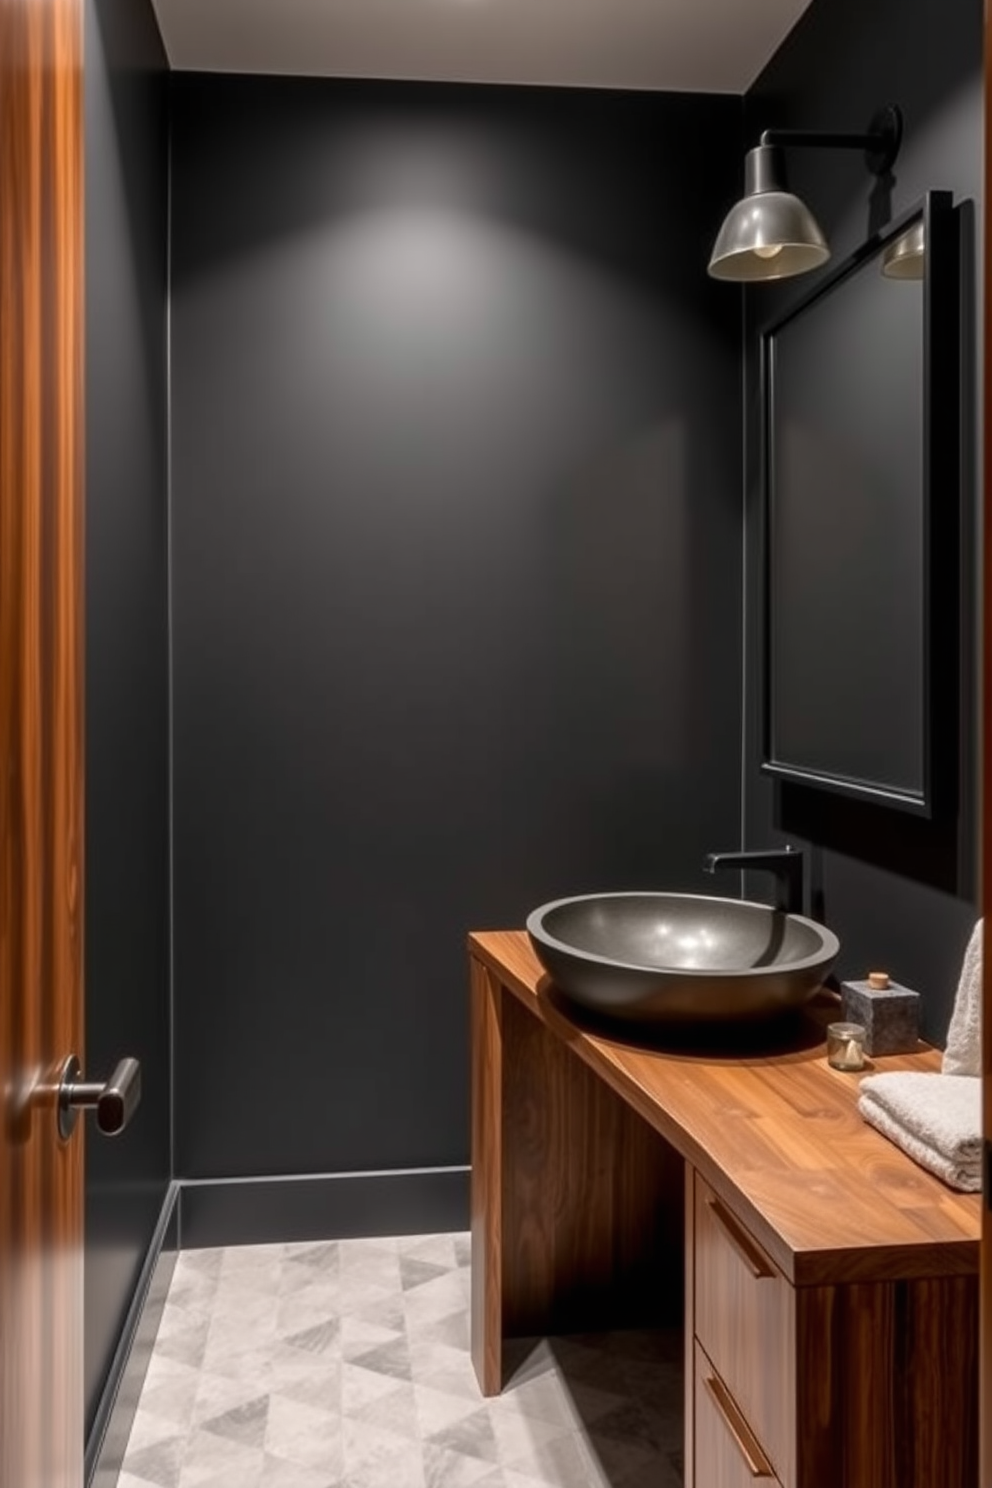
[
  {"x1": 708, "y1": 105, "x2": 903, "y2": 283},
  {"x1": 881, "y1": 218, "x2": 925, "y2": 279}
]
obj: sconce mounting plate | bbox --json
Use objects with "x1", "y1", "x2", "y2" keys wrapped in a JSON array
[{"x1": 865, "y1": 104, "x2": 903, "y2": 177}]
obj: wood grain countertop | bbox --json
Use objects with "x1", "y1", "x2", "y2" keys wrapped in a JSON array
[{"x1": 469, "y1": 929, "x2": 980, "y2": 1288}]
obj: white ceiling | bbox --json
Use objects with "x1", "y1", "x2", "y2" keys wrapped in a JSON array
[{"x1": 149, "y1": 0, "x2": 813, "y2": 94}]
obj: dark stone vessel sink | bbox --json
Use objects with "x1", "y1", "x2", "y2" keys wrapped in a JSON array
[{"x1": 526, "y1": 891, "x2": 840, "y2": 1024}]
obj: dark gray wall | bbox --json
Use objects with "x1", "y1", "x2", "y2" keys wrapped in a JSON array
[
  {"x1": 84, "y1": 0, "x2": 171, "y2": 1440},
  {"x1": 170, "y1": 78, "x2": 744, "y2": 1195},
  {"x1": 743, "y1": 0, "x2": 983, "y2": 1039}
]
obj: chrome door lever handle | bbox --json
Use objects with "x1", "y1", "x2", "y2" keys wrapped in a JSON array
[{"x1": 57, "y1": 1055, "x2": 142, "y2": 1140}]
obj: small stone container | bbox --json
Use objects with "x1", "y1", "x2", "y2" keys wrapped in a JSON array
[{"x1": 840, "y1": 973, "x2": 920, "y2": 1057}]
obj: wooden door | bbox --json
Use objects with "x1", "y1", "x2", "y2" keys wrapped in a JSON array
[
  {"x1": 0, "y1": 1, "x2": 86, "y2": 1486},
  {"x1": 983, "y1": 8, "x2": 992, "y2": 1483}
]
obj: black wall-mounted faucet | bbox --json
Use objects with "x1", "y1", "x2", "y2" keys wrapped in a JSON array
[{"x1": 703, "y1": 846, "x2": 805, "y2": 916}]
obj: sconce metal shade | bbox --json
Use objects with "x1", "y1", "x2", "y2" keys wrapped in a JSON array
[
  {"x1": 709, "y1": 145, "x2": 830, "y2": 282},
  {"x1": 881, "y1": 219, "x2": 925, "y2": 279}
]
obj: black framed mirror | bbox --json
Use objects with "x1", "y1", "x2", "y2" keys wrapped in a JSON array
[{"x1": 761, "y1": 189, "x2": 960, "y2": 816}]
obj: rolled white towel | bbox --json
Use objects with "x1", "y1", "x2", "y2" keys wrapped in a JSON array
[
  {"x1": 943, "y1": 919, "x2": 982, "y2": 1077},
  {"x1": 858, "y1": 1071, "x2": 981, "y2": 1193}
]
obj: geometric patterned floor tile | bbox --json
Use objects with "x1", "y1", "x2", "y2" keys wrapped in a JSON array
[{"x1": 119, "y1": 1234, "x2": 684, "y2": 1488}]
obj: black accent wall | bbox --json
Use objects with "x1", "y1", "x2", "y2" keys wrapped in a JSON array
[
  {"x1": 169, "y1": 79, "x2": 744, "y2": 1203},
  {"x1": 743, "y1": 0, "x2": 983, "y2": 1039},
  {"x1": 84, "y1": 0, "x2": 171, "y2": 1443}
]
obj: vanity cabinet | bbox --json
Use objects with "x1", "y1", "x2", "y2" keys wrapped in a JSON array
[
  {"x1": 693, "y1": 1342, "x2": 782, "y2": 1487},
  {"x1": 469, "y1": 930, "x2": 980, "y2": 1488},
  {"x1": 692, "y1": 1175, "x2": 792, "y2": 1484},
  {"x1": 686, "y1": 1161, "x2": 979, "y2": 1488}
]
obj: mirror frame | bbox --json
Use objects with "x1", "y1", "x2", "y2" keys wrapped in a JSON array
[{"x1": 759, "y1": 188, "x2": 961, "y2": 816}]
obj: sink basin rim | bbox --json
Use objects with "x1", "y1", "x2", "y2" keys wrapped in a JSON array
[{"x1": 526, "y1": 890, "x2": 840, "y2": 978}]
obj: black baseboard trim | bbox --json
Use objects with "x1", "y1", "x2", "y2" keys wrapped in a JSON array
[
  {"x1": 86, "y1": 1181, "x2": 180, "y2": 1488},
  {"x1": 177, "y1": 1165, "x2": 470, "y2": 1249}
]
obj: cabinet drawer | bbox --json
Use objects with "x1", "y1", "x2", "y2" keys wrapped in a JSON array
[
  {"x1": 694, "y1": 1342, "x2": 783, "y2": 1487},
  {"x1": 693, "y1": 1175, "x2": 793, "y2": 1483}
]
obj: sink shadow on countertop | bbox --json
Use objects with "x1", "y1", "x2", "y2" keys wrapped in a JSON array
[{"x1": 536, "y1": 979, "x2": 840, "y2": 1062}]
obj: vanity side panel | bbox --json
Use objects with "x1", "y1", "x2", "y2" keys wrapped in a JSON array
[
  {"x1": 797, "y1": 1275, "x2": 978, "y2": 1488},
  {"x1": 839, "y1": 1282, "x2": 910, "y2": 1488},
  {"x1": 470, "y1": 957, "x2": 504, "y2": 1395},
  {"x1": 499, "y1": 986, "x2": 683, "y2": 1339},
  {"x1": 891, "y1": 1273, "x2": 978, "y2": 1488},
  {"x1": 794, "y1": 1286, "x2": 843, "y2": 1488}
]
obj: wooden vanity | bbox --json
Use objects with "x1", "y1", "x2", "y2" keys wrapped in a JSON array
[{"x1": 469, "y1": 930, "x2": 980, "y2": 1488}]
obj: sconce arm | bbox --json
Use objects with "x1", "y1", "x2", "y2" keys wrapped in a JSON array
[
  {"x1": 758, "y1": 104, "x2": 902, "y2": 178},
  {"x1": 759, "y1": 128, "x2": 881, "y2": 152}
]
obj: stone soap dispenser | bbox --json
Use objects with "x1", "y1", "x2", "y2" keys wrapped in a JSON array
[{"x1": 840, "y1": 971, "x2": 920, "y2": 1056}]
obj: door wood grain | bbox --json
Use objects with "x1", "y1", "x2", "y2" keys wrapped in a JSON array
[
  {"x1": 983, "y1": 6, "x2": 992, "y2": 1481},
  {"x1": 0, "y1": 0, "x2": 85, "y2": 1484}
]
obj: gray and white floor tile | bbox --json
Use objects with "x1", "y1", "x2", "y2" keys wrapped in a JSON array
[{"x1": 118, "y1": 1234, "x2": 684, "y2": 1488}]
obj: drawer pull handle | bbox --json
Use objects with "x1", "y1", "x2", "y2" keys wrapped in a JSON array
[
  {"x1": 703, "y1": 1372, "x2": 775, "y2": 1479},
  {"x1": 706, "y1": 1196, "x2": 775, "y2": 1279}
]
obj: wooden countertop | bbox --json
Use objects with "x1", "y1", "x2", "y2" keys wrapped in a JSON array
[{"x1": 469, "y1": 929, "x2": 980, "y2": 1288}]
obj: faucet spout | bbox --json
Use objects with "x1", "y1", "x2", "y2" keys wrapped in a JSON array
[{"x1": 704, "y1": 846, "x2": 805, "y2": 916}]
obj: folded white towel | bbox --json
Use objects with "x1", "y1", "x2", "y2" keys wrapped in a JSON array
[
  {"x1": 858, "y1": 1071, "x2": 981, "y2": 1192},
  {"x1": 943, "y1": 919, "x2": 982, "y2": 1077}
]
